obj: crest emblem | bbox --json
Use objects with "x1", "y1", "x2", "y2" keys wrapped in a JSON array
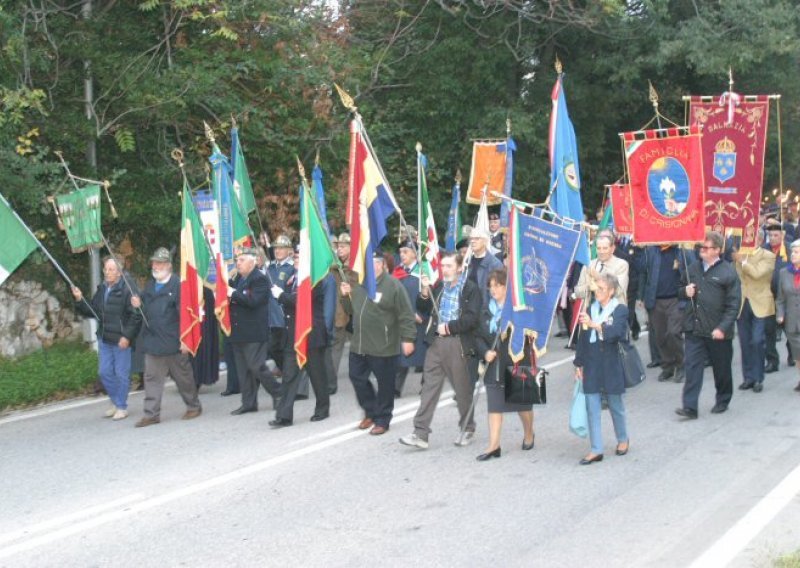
[
  {"x1": 713, "y1": 137, "x2": 736, "y2": 183},
  {"x1": 522, "y1": 255, "x2": 549, "y2": 295},
  {"x1": 647, "y1": 157, "x2": 690, "y2": 218},
  {"x1": 563, "y1": 162, "x2": 579, "y2": 190}
]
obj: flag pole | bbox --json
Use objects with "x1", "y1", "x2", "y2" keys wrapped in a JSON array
[
  {"x1": 0, "y1": 192, "x2": 100, "y2": 321},
  {"x1": 99, "y1": 234, "x2": 150, "y2": 328}
]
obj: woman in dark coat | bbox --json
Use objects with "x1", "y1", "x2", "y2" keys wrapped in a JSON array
[
  {"x1": 474, "y1": 268, "x2": 534, "y2": 461},
  {"x1": 776, "y1": 239, "x2": 800, "y2": 391},
  {"x1": 574, "y1": 272, "x2": 630, "y2": 465}
]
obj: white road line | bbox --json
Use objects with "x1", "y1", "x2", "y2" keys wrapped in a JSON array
[
  {"x1": 688, "y1": 461, "x2": 800, "y2": 568},
  {"x1": 0, "y1": 494, "x2": 145, "y2": 546}
]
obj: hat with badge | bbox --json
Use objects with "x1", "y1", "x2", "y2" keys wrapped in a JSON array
[
  {"x1": 150, "y1": 247, "x2": 171, "y2": 263},
  {"x1": 236, "y1": 246, "x2": 259, "y2": 257},
  {"x1": 337, "y1": 232, "x2": 351, "y2": 244},
  {"x1": 272, "y1": 235, "x2": 292, "y2": 249}
]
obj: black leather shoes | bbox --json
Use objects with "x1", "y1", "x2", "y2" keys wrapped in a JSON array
[
  {"x1": 579, "y1": 454, "x2": 603, "y2": 465},
  {"x1": 675, "y1": 407, "x2": 698, "y2": 419},
  {"x1": 476, "y1": 448, "x2": 501, "y2": 461},
  {"x1": 230, "y1": 406, "x2": 257, "y2": 415},
  {"x1": 765, "y1": 363, "x2": 779, "y2": 374},
  {"x1": 657, "y1": 369, "x2": 674, "y2": 382},
  {"x1": 555, "y1": 330, "x2": 569, "y2": 338},
  {"x1": 710, "y1": 403, "x2": 728, "y2": 414},
  {"x1": 616, "y1": 442, "x2": 630, "y2": 456},
  {"x1": 269, "y1": 418, "x2": 293, "y2": 428},
  {"x1": 220, "y1": 390, "x2": 240, "y2": 397},
  {"x1": 738, "y1": 382, "x2": 754, "y2": 390},
  {"x1": 646, "y1": 361, "x2": 661, "y2": 369},
  {"x1": 522, "y1": 436, "x2": 535, "y2": 451},
  {"x1": 310, "y1": 414, "x2": 329, "y2": 422},
  {"x1": 753, "y1": 383, "x2": 763, "y2": 393},
  {"x1": 794, "y1": 382, "x2": 800, "y2": 392}
]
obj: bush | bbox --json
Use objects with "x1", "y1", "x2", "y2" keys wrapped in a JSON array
[{"x1": 0, "y1": 342, "x2": 98, "y2": 411}]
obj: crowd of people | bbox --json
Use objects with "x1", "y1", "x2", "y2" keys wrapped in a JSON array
[{"x1": 69, "y1": 209, "x2": 800, "y2": 464}]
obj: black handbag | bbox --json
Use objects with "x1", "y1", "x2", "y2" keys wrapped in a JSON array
[
  {"x1": 618, "y1": 336, "x2": 646, "y2": 388},
  {"x1": 504, "y1": 364, "x2": 547, "y2": 405}
]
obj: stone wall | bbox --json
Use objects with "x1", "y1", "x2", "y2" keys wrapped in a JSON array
[{"x1": 0, "y1": 280, "x2": 82, "y2": 359}]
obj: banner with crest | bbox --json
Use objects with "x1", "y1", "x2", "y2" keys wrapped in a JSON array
[
  {"x1": 608, "y1": 183, "x2": 633, "y2": 235},
  {"x1": 621, "y1": 126, "x2": 706, "y2": 245},
  {"x1": 55, "y1": 185, "x2": 103, "y2": 253},
  {"x1": 688, "y1": 95, "x2": 770, "y2": 251}
]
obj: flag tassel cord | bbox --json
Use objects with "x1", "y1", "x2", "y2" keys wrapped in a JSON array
[
  {"x1": 53, "y1": 151, "x2": 117, "y2": 219},
  {"x1": 0, "y1": 192, "x2": 101, "y2": 321}
]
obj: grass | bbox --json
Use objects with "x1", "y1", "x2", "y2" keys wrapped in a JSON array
[
  {"x1": 0, "y1": 342, "x2": 98, "y2": 411},
  {"x1": 777, "y1": 550, "x2": 800, "y2": 568}
]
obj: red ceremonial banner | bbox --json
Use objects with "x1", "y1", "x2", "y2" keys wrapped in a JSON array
[
  {"x1": 608, "y1": 183, "x2": 633, "y2": 235},
  {"x1": 688, "y1": 96, "x2": 770, "y2": 251},
  {"x1": 621, "y1": 126, "x2": 706, "y2": 245}
]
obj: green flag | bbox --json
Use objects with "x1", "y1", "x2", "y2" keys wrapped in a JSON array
[
  {"x1": 0, "y1": 194, "x2": 38, "y2": 286},
  {"x1": 591, "y1": 204, "x2": 613, "y2": 259},
  {"x1": 55, "y1": 185, "x2": 103, "y2": 252},
  {"x1": 231, "y1": 127, "x2": 257, "y2": 214}
]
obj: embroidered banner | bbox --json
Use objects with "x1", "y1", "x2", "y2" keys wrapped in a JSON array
[
  {"x1": 621, "y1": 126, "x2": 706, "y2": 245},
  {"x1": 501, "y1": 206, "x2": 581, "y2": 360},
  {"x1": 688, "y1": 95, "x2": 770, "y2": 251},
  {"x1": 466, "y1": 140, "x2": 508, "y2": 205},
  {"x1": 55, "y1": 185, "x2": 103, "y2": 253},
  {"x1": 608, "y1": 183, "x2": 633, "y2": 235}
]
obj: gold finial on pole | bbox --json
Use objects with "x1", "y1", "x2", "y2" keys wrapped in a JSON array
[
  {"x1": 415, "y1": 141, "x2": 422, "y2": 154},
  {"x1": 296, "y1": 156, "x2": 308, "y2": 186},
  {"x1": 648, "y1": 80, "x2": 659, "y2": 110},
  {"x1": 334, "y1": 83, "x2": 357, "y2": 112},
  {"x1": 203, "y1": 121, "x2": 215, "y2": 142},
  {"x1": 314, "y1": 148, "x2": 320, "y2": 167},
  {"x1": 555, "y1": 55, "x2": 563, "y2": 75},
  {"x1": 455, "y1": 169, "x2": 462, "y2": 185},
  {"x1": 506, "y1": 116, "x2": 512, "y2": 138},
  {"x1": 230, "y1": 114, "x2": 237, "y2": 129},
  {"x1": 728, "y1": 67, "x2": 734, "y2": 92},
  {"x1": 171, "y1": 148, "x2": 185, "y2": 169}
]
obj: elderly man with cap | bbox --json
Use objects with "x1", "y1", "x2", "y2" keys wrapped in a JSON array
[
  {"x1": 392, "y1": 238, "x2": 429, "y2": 397},
  {"x1": 488, "y1": 211, "x2": 505, "y2": 260},
  {"x1": 764, "y1": 220, "x2": 793, "y2": 371},
  {"x1": 266, "y1": 234, "x2": 295, "y2": 371},
  {"x1": 340, "y1": 250, "x2": 416, "y2": 435},
  {"x1": 131, "y1": 248, "x2": 201, "y2": 427},
  {"x1": 228, "y1": 246, "x2": 281, "y2": 415},
  {"x1": 465, "y1": 226, "x2": 503, "y2": 309},
  {"x1": 331, "y1": 232, "x2": 357, "y2": 383}
]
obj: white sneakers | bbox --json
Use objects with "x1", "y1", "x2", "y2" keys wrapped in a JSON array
[
  {"x1": 399, "y1": 433, "x2": 429, "y2": 449},
  {"x1": 112, "y1": 409, "x2": 128, "y2": 421},
  {"x1": 103, "y1": 406, "x2": 117, "y2": 418},
  {"x1": 454, "y1": 431, "x2": 475, "y2": 447}
]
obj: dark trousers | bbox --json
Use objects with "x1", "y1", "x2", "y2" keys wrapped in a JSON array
[
  {"x1": 765, "y1": 315, "x2": 793, "y2": 367},
  {"x1": 268, "y1": 327, "x2": 286, "y2": 370},
  {"x1": 647, "y1": 309, "x2": 661, "y2": 364},
  {"x1": 275, "y1": 345, "x2": 330, "y2": 422},
  {"x1": 652, "y1": 297, "x2": 684, "y2": 371},
  {"x1": 324, "y1": 345, "x2": 337, "y2": 394},
  {"x1": 628, "y1": 294, "x2": 640, "y2": 336},
  {"x1": 349, "y1": 353, "x2": 397, "y2": 427},
  {"x1": 737, "y1": 300, "x2": 766, "y2": 385},
  {"x1": 682, "y1": 332, "x2": 733, "y2": 411},
  {"x1": 232, "y1": 341, "x2": 280, "y2": 410},
  {"x1": 395, "y1": 366, "x2": 409, "y2": 395},
  {"x1": 223, "y1": 338, "x2": 240, "y2": 393}
]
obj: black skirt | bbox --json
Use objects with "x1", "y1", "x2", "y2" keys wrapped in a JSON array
[{"x1": 484, "y1": 361, "x2": 533, "y2": 413}]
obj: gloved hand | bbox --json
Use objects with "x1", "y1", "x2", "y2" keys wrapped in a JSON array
[{"x1": 271, "y1": 285, "x2": 283, "y2": 299}]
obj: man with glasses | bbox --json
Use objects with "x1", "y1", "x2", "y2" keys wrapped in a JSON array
[{"x1": 676, "y1": 232, "x2": 741, "y2": 419}]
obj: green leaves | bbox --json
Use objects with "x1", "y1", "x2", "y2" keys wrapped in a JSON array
[{"x1": 113, "y1": 127, "x2": 135, "y2": 153}]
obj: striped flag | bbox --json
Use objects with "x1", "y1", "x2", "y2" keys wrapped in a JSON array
[
  {"x1": 346, "y1": 119, "x2": 399, "y2": 299},
  {"x1": 180, "y1": 184, "x2": 212, "y2": 355},
  {"x1": 506, "y1": 204, "x2": 525, "y2": 310},
  {"x1": 0, "y1": 194, "x2": 37, "y2": 286},
  {"x1": 417, "y1": 151, "x2": 440, "y2": 284},
  {"x1": 295, "y1": 182, "x2": 336, "y2": 368}
]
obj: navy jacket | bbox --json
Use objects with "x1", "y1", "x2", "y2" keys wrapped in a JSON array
[
  {"x1": 278, "y1": 281, "x2": 328, "y2": 349},
  {"x1": 573, "y1": 303, "x2": 629, "y2": 395},
  {"x1": 641, "y1": 246, "x2": 691, "y2": 311},
  {"x1": 75, "y1": 277, "x2": 142, "y2": 345},
  {"x1": 138, "y1": 274, "x2": 181, "y2": 356},
  {"x1": 229, "y1": 269, "x2": 270, "y2": 343}
]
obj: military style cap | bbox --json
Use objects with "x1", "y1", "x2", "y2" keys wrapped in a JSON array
[
  {"x1": 397, "y1": 239, "x2": 415, "y2": 252},
  {"x1": 237, "y1": 246, "x2": 259, "y2": 257},
  {"x1": 150, "y1": 247, "x2": 171, "y2": 263},
  {"x1": 273, "y1": 235, "x2": 292, "y2": 249},
  {"x1": 337, "y1": 232, "x2": 351, "y2": 244}
]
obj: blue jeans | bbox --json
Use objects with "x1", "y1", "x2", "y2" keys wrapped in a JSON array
[
  {"x1": 737, "y1": 300, "x2": 766, "y2": 385},
  {"x1": 585, "y1": 392, "x2": 628, "y2": 455},
  {"x1": 99, "y1": 341, "x2": 132, "y2": 410}
]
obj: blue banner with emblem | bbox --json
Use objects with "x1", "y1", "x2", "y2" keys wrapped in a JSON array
[{"x1": 501, "y1": 206, "x2": 581, "y2": 360}]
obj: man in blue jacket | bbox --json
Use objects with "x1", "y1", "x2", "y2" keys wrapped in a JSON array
[{"x1": 132, "y1": 248, "x2": 201, "y2": 427}]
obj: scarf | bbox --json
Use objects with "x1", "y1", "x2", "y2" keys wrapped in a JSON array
[
  {"x1": 488, "y1": 298, "x2": 503, "y2": 334},
  {"x1": 589, "y1": 298, "x2": 619, "y2": 343},
  {"x1": 788, "y1": 263, "x2": 800, "y2": 290}
]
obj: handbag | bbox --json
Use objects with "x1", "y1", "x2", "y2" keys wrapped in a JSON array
[
  {"x1": 618, "y1": 335, "x2": 646, "y2": 388},
  {"x1": 569, "y1": 380, "x2": 589, "y2": 438},
  {"x1": 504, "y1": 365, "x2": 547, "y2": 405}
]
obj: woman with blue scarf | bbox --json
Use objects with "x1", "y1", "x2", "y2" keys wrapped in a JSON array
[
  {"x1": 574, "y1": 272, "x2": 630, "y2": 465},
  {"x1": 474, "y1": 268, "x2": 535, "y2": 461}
]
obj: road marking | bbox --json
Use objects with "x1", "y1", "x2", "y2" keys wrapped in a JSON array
[{"x1": 687, "y1": 461, "x2": 800, "y2": 568}]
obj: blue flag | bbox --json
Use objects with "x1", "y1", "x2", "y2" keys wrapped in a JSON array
[
  {"x1": 312, "y1": 164, "x2": 331, "y2": 238},
  {"x1": 445, "y1": 181, "x2": 462, "y2": 252},
  {"x1": 499, "y1": 137, "x2": 516, "y2": 227},
  {"x1": 549, "y1": 74, "x2": 589, "y2": 266},
  {"x1": 502, "y1": 206, "x2": 581, "y2": 360}
]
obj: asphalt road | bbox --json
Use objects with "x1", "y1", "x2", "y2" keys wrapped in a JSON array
[{"x1": 2, "y1": 332, "x2": 800, "y2": 567}]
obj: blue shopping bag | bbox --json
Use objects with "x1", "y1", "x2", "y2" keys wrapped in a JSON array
[{"x1": 569, "y1": 380, "x2": 589, "y2": 438}]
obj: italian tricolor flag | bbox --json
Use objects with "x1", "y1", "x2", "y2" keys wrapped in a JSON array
[
  {"x1": 295, "y1": 184, "x2": 336, "y2": 368},
  {"x1": 0, "y1": 194, "x2": 37, "y2": 286},
  {"x1": 418, "y1": 152, "x2": 440, "y2": 284},
  {"x1": 180, "y1": 184, "x2": 211, "y2": 355}
]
